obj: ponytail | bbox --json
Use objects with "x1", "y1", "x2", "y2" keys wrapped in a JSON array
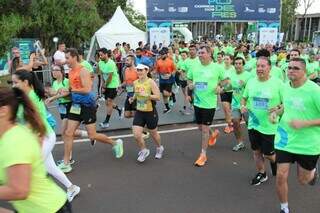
[{"x1": 0, "y1": 87, "x2": 46, "y2": 138}]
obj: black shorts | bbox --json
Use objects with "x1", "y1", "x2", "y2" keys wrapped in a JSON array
[
  {"x1": 133, "y1": 110, "x2": 158, "y2": 130},
  {"x1": 68, "y1": 104, "x2": 96, "y2": 125},
  {"x1": 194, "y1": 106, "x2": 215, "y2": 125},
  {"x1": 220, "y1": 91, "x2": 233, "y2": 103},
  {"x1": 58, "y1": 102, "x2": 72, "y2": 120},
  {"x1": 159, "y1": 83, "x2": 173, "y2": 93},
  {"x1": 104, "y1": 88, "x2": 117, "y2": 99},
  {"x1": 248, "y1": 129, "x2": 275, "y2": 156},
  {"x1": 15, "y1": 201, "x2": 72, "y2": 213},
  {"x1": 276, "y1": 149, "x2": 320, "y2": 171},
  {"x1": 180, "y1": 80, "x2": 187, "y2": 88},
  {"x1": 124, "y1": 96, "x2": 136, "y2": 111}
]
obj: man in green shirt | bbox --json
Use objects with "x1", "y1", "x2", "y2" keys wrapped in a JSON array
[
  {"x1": 241, "y1": 57, "x2": 283, "y2": 185},
  {"x1": 230, "y1": 57, "x2": 251, "y2": 151},
  {"x1": 187, "y1": 45, "x2": 223, "y2": 167},
  {"x1": 98, "y1": 48, "x2": 123, "y2": 128},
  {"x1": 273, "y1": 58, "x2": 320, "y2": 213}
]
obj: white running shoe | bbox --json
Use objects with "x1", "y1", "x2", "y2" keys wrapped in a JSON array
[
  {"x1": 67, "y1": 185, "x2": 80, "y2": 202},
  {"x1": 137, "y1": 149, "x2": 150, "y2": 163},
  {"x1": 155, "y1": 146, "x2": 164, "y2": 159}
]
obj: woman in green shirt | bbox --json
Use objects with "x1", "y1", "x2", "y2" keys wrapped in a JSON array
[{"x1": 0, "y1": 87, "x2": 71, "y2": 213}]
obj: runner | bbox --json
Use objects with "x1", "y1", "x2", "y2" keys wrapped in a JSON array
[
  {"x1": 176, "y1": 50, "x2": 191, "y2": 115},
  {"x1": 129, "y1": 64, "x2": 163, "y2": 163},
  {"x1": 98, "y1": 48, "x2": 123, "y2": 128},
  {"x1": 0, "y1": 87, "x2": 71, "y2": 213},
  {"x1": 154, "y1": 48, "x2": 176, "y2": 113},
  {"x1": 241, "y1": 57, "x2": 283, "y2": 185},
  {"x1": 187, "y1": 45, "x2": 223, "y2": 167},
  {"x1": 219, "y1": 54, "x2": 235, "y2": 134},
  {"x1": 229, "y1": 57, "x2": 251, "y2": 151},
  {"x1": 273, "y1": 58, "x2": 320, "y2": 213},
  {"x1": 12, "y1": 70, "x2": 80, "y2": 201},
  {"x1": 59, "y1": 48, "x2": 123, "y2": 173}
]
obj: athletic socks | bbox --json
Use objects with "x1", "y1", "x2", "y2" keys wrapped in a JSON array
[{"x1": 280, "y1": 203, "x2": 289, "y2": 213}]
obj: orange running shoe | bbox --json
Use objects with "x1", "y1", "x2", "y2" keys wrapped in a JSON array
[
  {"x1": 224, "y1": 125, "x2": 234, "y2": 134},
  {"x1": 194, "y1": 154, "x2": 207, "y2": 167},
  {"x1": 208, "y1": 129, "x2": 220, "y2": 146}
]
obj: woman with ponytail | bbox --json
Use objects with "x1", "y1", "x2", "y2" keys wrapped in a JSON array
[
  {"x1": 11, "y1": 70, "x2": 80, "y2": 202},
  {"x1": 0, "y1": 87, "x2": 72, "y2": 213}
]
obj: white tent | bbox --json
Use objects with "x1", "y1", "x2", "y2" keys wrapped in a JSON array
[{"x1": 87, "y1": 6, "x2": 147, "y2": 61}]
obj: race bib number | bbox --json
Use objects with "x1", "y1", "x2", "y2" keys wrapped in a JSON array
[
  {"x1": 70, "y1": 104, "x2": 81, "y2": 115},
  {"x1": 58, "y1": 104, "x2": 67, "y2": 115},
  {"x1": 126, "y1": 85, "x2": 134, "y2": 93},
  {"x1": 160, "y1": 73, "x2": 171, "y2": 80},
  {"x1": 137, "y1": 99, "x2": 147, "y2": 111},
  {"x1": 253, "y1": 97, "x2": 269, "y2": 110},
  {"x1": 195, "y1": 82, "x2": 208, "y2": 91}
]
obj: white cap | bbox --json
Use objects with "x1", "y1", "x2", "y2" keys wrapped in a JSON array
[{"x1": 136, "y1": 64, "x2": 149, "y2": 70}]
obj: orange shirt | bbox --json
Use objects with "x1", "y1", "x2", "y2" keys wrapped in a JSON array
[
  {"x1": 124, "y1": 67, "x2": 138, "y2": 85},
  {"x1": 69, "y1": 65, "x2": 83, "y2": 90},
  {"x1": 155, "y1": 58, "x2": 176, "y2": 74}
]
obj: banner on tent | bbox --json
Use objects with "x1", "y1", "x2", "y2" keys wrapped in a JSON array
[
  {"x1": 259, "y1": 28, "x2": 278, "y2": 45},
  {"x1": 147, "y1": 0, "x2": 280, "y2": 21},
  {"x1": 150, "y1": 27, "x2": 171, "y2": 47}
]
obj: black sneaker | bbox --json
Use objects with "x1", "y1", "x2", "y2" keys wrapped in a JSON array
[
  {"x1": 309, "y1": 165, "x2": 318, "y2": 186},
  {"x1": 251, "y1": 172, "x2": 268, "y2": 185},
  {"x1": 270, "y1": 162, "x2": 277, "y2": 176},
  {"x1": 90, "y1": 139, "x2": 96, "y2": 146}
]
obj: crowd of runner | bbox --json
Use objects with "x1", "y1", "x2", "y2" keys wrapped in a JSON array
[{"x1": 0, "y1": 39, "x2": 319, "y2": 213}]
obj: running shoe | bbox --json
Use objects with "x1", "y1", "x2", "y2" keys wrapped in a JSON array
[
  {"x1": 163, "y1": 108, "x2": 172, "y2": 114},
  {"x1": 179, "y1": 109, "x2": 191, "y2": 115},
  {"x1": 232, "y1": 142, "x2": 245, "y2": 151},
  {"x1": 56, "y1": 159, "x2": 75, "y2": 166},
  {"x1": 58, "y1": 162, "x2": 72, "y2": 173},
  {"x1": 208, "y1": 129, "x2": 220, "y2": 146},
  {"x1": 142, "y1": 131, "x2": 150, "y2": 140},
  {"x1": 67, "y1": 185, "x2": 80, "y2": 202},
  {"x1": 90, "y1": 139, "x2": 96, "y2": 146},
  {"x1": 155, "y1": 146, "x2": 164, "y2": 159},
  {"x1": 194, "y1": 154, "x2": 207, "y2": 167},
  {"x1": 112, "y1": 139, "x2": 124, "y2": 158},
  {"x1": 309, "y1": 164, "x2": 318, "y2": 186},
  {"x1": 251, "y1": 172, "x2": 268, "y2": 185},
  {"x1": 137, "y1": 149, "x2": 150, "y2": 163},
  {"x1": 99, "y1": 121, "x2": 110, "y2": 128},
  {"x1": 224, "y1": 126, "x2": 234, "y2": 134}
]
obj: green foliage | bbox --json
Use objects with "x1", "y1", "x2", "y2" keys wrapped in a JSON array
[
  {"x1": 281, "y1": 0, "x2": 299, "y2": 34},
  {"x1": 0, "y1": 0, "x2": 146, "y2": 56}
]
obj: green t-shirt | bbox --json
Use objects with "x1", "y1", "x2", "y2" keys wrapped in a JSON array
[
  {"x1": 187, "y1": 62, "x2": 224, "y2": 109},
  {"x1": 306, "y1": 61, "x2": 319, "y2": 77},
  {"x1": 271, "y1": 66, "x2": 284, "y2": 81},
  {"x1": 28, "y1": 90, "x2": 54, "y2": 134},
  {"x1": 223, "y1": 45, "x2": 235, "y2": 55},
  {"x1": 270, "y1": 54, "x2": 278, "y2": 67},
  {"x1": 275, "y1": 80, "x2": 320, "y2": 155},
  {"x1": 52, "y1": 79, "x2": 71, "y2": 103},
  {"x1": 243, "y1": 77, "x2": 284, "y2": 134},
  {"x1": 183, "y1": 57, "x2": 201, "y2": 75},
  {"x1": 80, "y1": 60, "x2": 94, "y2": 73},
  {"x1": 244, "y1": 58, "x2": 257, "y2": 73},
  {"x1": 221, "y1": 65, "x2": 236, "y2": 92},
  {"x1": 177, "y1": 59, "x2": 188, "y2": 80},
  {"x1": 0, "y1": 125, "x2": 66, "y2": 213},
  {"x1": 99, "y1": 59, "x2": 120, "y2": 88},
  {"x1": 230, "y1": 70, "x2": 252, "y2": 109}
]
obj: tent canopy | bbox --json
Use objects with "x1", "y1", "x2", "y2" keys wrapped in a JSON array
[{"x1": 87, "y1": 6, "x2": 146, "y2": 61}]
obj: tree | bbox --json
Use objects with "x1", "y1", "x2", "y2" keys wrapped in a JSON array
[
  {"x1": 124, "y1": 1, "x2": 146, "y2": 31},
  {"x1": 280, "y1": 0, "x2": 299, "y2": 41},
  {"x1": 95, "y1": 0, "x2": 127, "y2": 21}
]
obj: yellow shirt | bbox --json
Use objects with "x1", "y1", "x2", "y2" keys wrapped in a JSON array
[{"x1": 134, "y1": 78, "x2": 154, "y2": 112}]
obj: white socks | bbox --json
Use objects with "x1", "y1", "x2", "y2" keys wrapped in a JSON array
[{"x1": 280, "y1": 203, "x2": 289, "y2": 213}]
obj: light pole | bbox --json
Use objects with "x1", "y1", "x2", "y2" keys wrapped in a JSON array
[{"x1": 53, "y1": 37, "x2": 59, "y2": 50}]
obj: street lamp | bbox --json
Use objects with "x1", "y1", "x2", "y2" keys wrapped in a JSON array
[{"x1": 53, "y1": 37, "x2": 59, "y2": 50}]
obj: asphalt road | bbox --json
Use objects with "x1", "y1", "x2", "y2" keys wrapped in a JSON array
[{"x1": 3, "y1": 123, "x2": 319, "y2": 213}]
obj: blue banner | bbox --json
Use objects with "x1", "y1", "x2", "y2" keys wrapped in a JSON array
[{"x1": 147, "y1": 0, "x2": 280, "y2": 21}]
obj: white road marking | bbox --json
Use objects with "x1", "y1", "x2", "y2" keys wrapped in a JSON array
[{"x1": 55, "y1": 122, "x2": 242, "y2": 145}]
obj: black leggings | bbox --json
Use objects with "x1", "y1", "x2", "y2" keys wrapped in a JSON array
[{"x1": 15, "y1": 201, "x2": 72, "y2": 213}]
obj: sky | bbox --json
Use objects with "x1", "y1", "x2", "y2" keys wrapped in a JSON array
[{"x1": 131, "y1": 0, "x2": 320, "y2": 16}]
